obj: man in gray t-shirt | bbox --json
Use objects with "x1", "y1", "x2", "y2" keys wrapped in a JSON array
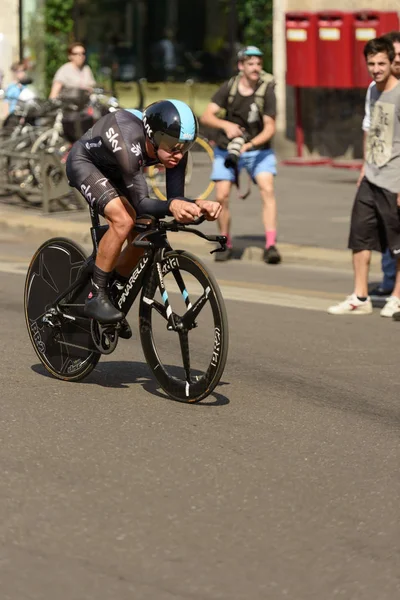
[
  {"x1": 328, "y1": 36, "x2": 400, "y2": 319},
  {"x1": 365, "y1": 81, "x2": 400, "y2": 191},
  {"x1": 361, "y1": 31, "x2": 400, "y2": 299}
]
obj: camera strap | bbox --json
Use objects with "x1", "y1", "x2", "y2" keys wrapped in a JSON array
[
  {"x1": 227, "y1": 70, "x2": 274, "y2": 118},
  {"x1": 232, "y1": 165, "x2": 251, "y2": 201}
]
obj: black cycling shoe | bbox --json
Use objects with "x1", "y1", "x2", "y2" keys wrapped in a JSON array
[
  {"x1": 263, "y1": 245, "x2": 281, "y2": 265},
  {"x1": 84, "y1": 291, "x2": 124, "y2": 323},
  {"x1": 119, "y1": 318, "x2": 132, "y2": 339}
]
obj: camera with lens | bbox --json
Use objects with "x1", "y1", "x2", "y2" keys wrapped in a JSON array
[{"x1": 224, "y1": 132, "x2": 251, "y2": 169}]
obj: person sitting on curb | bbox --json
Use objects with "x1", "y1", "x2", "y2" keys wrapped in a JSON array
[
  {"x1": 328, "y1": 37, "x2": 400, "y2": 317},
  {"x1": 200, "y1": 46, "x2": 281, "y2": 264}
]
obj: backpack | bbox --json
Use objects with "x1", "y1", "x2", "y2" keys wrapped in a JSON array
[{"x1": 227, "y1": 69, "x2": 275, "y2": 117}]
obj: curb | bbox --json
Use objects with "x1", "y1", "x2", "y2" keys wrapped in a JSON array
[{"x1": 0, "y1": 207, "x2": 381, "y2": 270}]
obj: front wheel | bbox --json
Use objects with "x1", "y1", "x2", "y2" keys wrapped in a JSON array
[
  {"x1": 139, "y1": 250, "x2": 229, "y2": 402},
  {"x1": 24, "y1": 237, "x2": 100, "y2": 381}
]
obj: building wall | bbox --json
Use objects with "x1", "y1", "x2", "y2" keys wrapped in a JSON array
[
  {"x1": 287, "y1": 0, "x2": 400, "y2": 9},
  {"x1": 0, "y1": 0, "x2": 20, "y2": 88},
  {"x1": 273, "y1": 1, "x2": 400, "y2": 158}
]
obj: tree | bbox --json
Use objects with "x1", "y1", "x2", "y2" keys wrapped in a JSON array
[
  {"x1": 236, "y1": 0, "x2": 273, "y2": 72},
  {"x1": 44, "y1": 0, "x2": 74, "y2": 93}
]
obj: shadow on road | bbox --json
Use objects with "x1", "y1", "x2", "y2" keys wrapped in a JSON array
[{"x1": 30, "y1": 360, "x2": 230, "y2": 406}]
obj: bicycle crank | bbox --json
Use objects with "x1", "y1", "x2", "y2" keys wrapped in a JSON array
[{"x1": 90, "y1": 320, "x2": 119, "y2": 354}]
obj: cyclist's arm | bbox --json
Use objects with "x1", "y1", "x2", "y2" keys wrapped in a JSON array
[
  {"x1": 115, "y1": 110, "x2": 195, "y2": 216},
  {"x1": 122, "y1": 169, "x2": 179, "y2": 217},
  {"x1": 165, "y1": 153, "x2": 193, "y2": 201},
  {"x1": 121, "y1": 158, "x2": 195, "y2": 218}
]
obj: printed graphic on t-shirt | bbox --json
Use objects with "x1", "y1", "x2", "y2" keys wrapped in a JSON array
[
  {"x1": 248, "y1": 102, "x2": 260, "y2": 124},
  {"x1": 366, "y1": 101, "x2": 394, "y2": 167}
]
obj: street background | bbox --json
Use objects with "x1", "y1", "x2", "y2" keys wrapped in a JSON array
[
  {"x1": 0, "y1": 164, "x2": 378, "y2": 269},
  {"x1": 0, "y1": 164, "x2": 399, "y2": 597},
  {"x1": 2, "y1": 0, "x2": 400, "y2": 597}
]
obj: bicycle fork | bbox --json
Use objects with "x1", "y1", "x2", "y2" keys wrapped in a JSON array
[{"x1": 156, "y1": 261, "x2": 209, "y2": 333}]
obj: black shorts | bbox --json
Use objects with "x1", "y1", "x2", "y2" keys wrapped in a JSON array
[
  {"x1": 348, "y1": 177, "x2": 400, "y2": 255},
  {"x1": 66, "y1": 142, "x2": 122, "y2": 216}
]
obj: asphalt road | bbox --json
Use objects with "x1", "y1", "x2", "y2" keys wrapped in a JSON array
[{"x1": 1, "y1": 233, "x2": 399, "y2": 600}]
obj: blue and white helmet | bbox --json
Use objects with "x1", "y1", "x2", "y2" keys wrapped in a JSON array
[{"x1": 142, "y1": 99, "x2": 198, "y2": 154}]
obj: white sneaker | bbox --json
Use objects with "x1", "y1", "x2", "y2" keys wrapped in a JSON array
[
  {"x1": 327, "y1": 293, "x2": 373, "y2": 315},
  {"x1": 380, "y1": 296, "x2": 400, "y2": 317}
]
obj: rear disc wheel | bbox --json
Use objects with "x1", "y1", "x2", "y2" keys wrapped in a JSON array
[{"x1": 24, "y1": 237, "x2": 100, "y2": 381}]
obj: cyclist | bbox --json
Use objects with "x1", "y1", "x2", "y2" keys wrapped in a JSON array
[{"x1": 66, "y1": 99, "x2": 221, "y2": 333}]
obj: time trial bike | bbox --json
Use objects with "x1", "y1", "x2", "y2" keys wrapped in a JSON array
[{"x1": 24, "y1": 208, "x2": 229, "y2": 403}]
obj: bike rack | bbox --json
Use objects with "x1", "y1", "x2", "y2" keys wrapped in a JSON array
[
  {"x1": 40, "y1": 152, "x2": 86, "y2": 213},
  {"x1": 0, "y1": 148, "x2": 85, "y2": 212}
]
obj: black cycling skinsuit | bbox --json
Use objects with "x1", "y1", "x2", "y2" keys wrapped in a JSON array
[{"x1": 66, "y1": 109, "x2": 190, "y2": 217}]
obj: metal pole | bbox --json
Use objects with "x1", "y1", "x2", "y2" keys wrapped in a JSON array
[
  {"x1": 19, "y1": 0, "x2": 24, "y2": 61},
  {"x1": 229, "y1": 0, "x2": 237, "y2": 74}
]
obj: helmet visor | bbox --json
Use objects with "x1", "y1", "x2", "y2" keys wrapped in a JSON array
[{"x1": 157, "y1": 133, "x2": 195, "y2": 155}]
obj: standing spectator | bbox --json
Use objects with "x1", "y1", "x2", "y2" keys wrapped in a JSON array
[
  {"x1": 361, "y1": 31, "x2": 400, "y2": 299},
  {"x1": 49, "y1": 42, "x2": 95, "y2": 102},
  {"x1": 328, "y1": 37, "x2": 400, "y2": 317},
  {"x1": 200, "y1": 46, "x2": 280, "y2": 264}
]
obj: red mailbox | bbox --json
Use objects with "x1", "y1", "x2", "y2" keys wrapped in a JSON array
[
  {"x1": 286, "y1": 12, "x2": 318, "y2": 87},
  {"x1": 353, "y1": 11, "x2": 400, "y2": 88},
  {"x1": 317, "y1": 11, "x2": 353, "y2": 88}
]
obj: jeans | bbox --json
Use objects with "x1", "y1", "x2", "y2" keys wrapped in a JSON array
[{"x1": 382, "y1": 248, "x2": 397, "y2": 291}]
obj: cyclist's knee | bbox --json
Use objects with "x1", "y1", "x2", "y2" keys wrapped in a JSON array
[{"x1": 106, "y1": 201, "x2": 135, "y2": 240}]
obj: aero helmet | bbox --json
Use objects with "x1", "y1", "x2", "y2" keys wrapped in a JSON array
[{"x1": 142, "y1": 99, "x2": 198, "y2": 154}]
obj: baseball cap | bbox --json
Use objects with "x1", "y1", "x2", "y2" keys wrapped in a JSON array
[{"x1": 237, "y1": 45, "x2": 263, "y2": 60}]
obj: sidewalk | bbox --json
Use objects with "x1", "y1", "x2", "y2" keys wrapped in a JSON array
[{"x1": 0, "y1": 165, "x2": 383, "y2": 271}]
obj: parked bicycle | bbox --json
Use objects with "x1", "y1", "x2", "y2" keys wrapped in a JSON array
[{"x1": 24, "y1": 211, "x2": 229, "y2": 403}]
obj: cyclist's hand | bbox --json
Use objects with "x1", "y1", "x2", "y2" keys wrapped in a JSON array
[
  {"x1": 195, "y1": 199, "x2": 222, "y2": 221},
  {"x1": 170, "y1": 199, "x2": 202, "y2": 223},
  {"x1": 224, "y1": 122, "x2": 244, "y2": 139}
]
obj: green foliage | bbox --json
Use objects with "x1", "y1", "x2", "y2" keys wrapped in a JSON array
[
  {"x1": 236, "y1": 0, "x2": 273, "y2": 72},
  {"x1": 26, "y1": 8, "x2": 46, "y2": 96},
  {"x1": 44, "y1": 0, "x2": 74, "y2": 93}
]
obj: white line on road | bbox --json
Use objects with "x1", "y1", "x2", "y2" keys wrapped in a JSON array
[{"x1": 0, "y1": 261, "x2": 333, "y2": 313}]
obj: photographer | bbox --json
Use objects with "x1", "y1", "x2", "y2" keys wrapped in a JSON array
[{"x1": 201, "y1": 46, "x2": 280, "y2": 263}]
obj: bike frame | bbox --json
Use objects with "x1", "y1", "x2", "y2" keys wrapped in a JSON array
[{"x1": 48, "y1": 207, "x2": 226, "y2": 332}]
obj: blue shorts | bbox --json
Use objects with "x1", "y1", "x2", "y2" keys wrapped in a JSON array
[{"x1": 211, "y1": 147, "x2": 277, "y2": 182}]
